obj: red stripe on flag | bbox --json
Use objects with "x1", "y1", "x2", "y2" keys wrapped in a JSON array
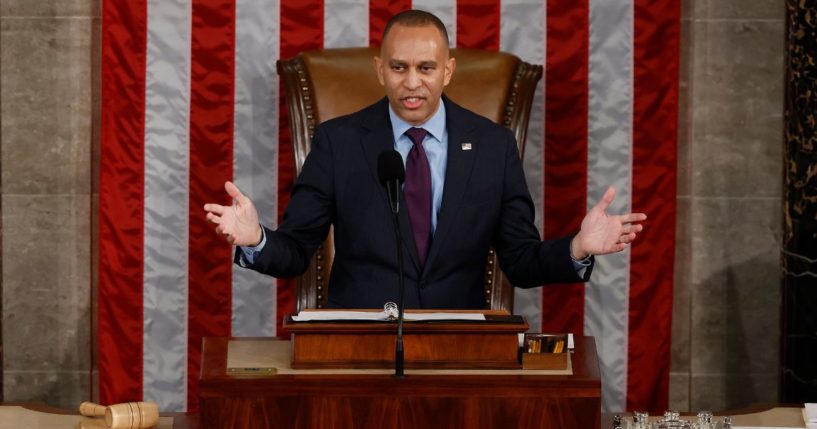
[
  {"x1": 278, "y1": 0, "x2": 324, "y2": 337},
  {"x1": 540, "y1": 0, "x2": 589, "y2": 334},
  {"x1": 187, "y1": 0, "x2": 236, "y2": 411},
  {"x1": 456, "y1": 0, "x2": 500, "y2": 50},
  {"x1": 99, "y1": 0, "x2": 147, "y2": 405},
  {"x1": 628, "y1": 0, "x2": 679, "y2": 412},
  {"x1": 369, "y1": 0, "x2": 411, "y2": 47}
]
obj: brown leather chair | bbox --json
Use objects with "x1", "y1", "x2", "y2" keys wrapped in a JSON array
[{"x1": 277, "y1": 47, "x2": 543, "y2": 312}]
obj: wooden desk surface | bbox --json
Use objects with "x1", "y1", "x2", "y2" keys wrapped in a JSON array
[
  {"x1": 202, "y1": 336, "x2": 600, "y2": 391},
  {"x1": 225, "y1": 337, "x2": 573, "y2": 375}
]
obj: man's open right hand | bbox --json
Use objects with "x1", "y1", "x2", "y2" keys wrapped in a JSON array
[{"x1": 204, "y1": 181, "x2": 263, "y2": 246}]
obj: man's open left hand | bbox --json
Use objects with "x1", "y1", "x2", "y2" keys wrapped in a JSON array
[{"x1": 571, "y1": 186, "x2": 647, "y2": 259}]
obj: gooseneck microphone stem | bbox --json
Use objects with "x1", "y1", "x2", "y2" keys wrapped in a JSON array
[
  {"x1": 378, "y1": 149, "x2": 408, "y2": 379},
  {"x1": 391, "y1": 209, "x2": 406, "y2": 378}
]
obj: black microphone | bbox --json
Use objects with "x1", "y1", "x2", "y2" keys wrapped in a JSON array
[
  {"x1": 377, "y1": 149, "x2": 407, "y2": 377},
  {"x1": 377, "y1": 150, "x2": 405, "y2": 214}
]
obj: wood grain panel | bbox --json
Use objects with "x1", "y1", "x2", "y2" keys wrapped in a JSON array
[
  {"x1": 200, "y1": 395, "x2": 600, "y2": 428},
  {"x1": 199, "y1": 337, "x2": 601, "y2": 428}
]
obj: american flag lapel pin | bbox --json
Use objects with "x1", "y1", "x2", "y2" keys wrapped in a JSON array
[{"x1": 461, "y1": 143, "x2": 472, "y2": 150}]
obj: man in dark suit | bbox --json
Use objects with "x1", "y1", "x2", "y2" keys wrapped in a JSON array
[{"x1": 204, "y1": 10, "x2": 646, "y2": 309}]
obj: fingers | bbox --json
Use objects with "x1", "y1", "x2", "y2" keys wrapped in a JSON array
[
  {"x1": 215, "y1": 223, "x2": 237, "y2": 244},
  {"x1": 621, "y1": 212, "x2": 647, "y2": 223},
  {"x1": 207, "y1": 206, "x2": 236, "y2": 243},
  {"x1": 207, "y1": 192, "x2": 246, "y2": 244},
  {"x1": 205, "y1": 212, "x2": 222, "y2": 225},
  {"x1": 226, "y1": 180, "x2": 256, "y2": 208},
  {"x1": 620, "y1": 223, "x2": 643, "y2": 235},
  {"x1": 599, "y1": 236, "x2": 632, "y2": 255},
  {"x1": 615, "y1": 213, "x2": 647, "y2": 236},
  {"x1": 594, "y1": 186, "x2": 616, "y2": 212},
  {"x1": 224, "y1": 181, "x2": 244, "y2": 200},
  {"x1": 204, "y1": 203, "x2": 227, "y2": 216}
]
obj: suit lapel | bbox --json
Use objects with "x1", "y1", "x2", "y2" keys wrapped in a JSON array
[
  {"x1": 423, "y1": 98, "x2": 479, "y2": 274},
  {"x1": 360, "y1": 98, "x2": 422, "y2": 272}
]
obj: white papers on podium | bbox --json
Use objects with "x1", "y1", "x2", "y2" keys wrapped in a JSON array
[
  {"x1": 517, "y1": 333, "x2": 575, "y2": 349},
  {"x1": 292, "y1": 311, "x2": 389, "y2": 322},
  {"x1": 291, "y1": 310, "x2": 486, "y2": 322},
  {"x1": 805, "y1": 403, "x2": 817, "y2": 422},
  {"x1": 805, "y1": 403, "x2": 817, "y2": 429},
  {"x1": 406, "y1": 312, "x2": 486, "y2": 321}
]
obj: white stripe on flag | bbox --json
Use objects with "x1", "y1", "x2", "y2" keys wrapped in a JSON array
[
  {"x1": 232, "y1": 0, "x2": 280, "y2": 337},
  {"x1": 324, "y1": 0, "x2": 368, "y2": 48},
  {"x1": 500, "y1": 0, "x2": 545, "y2": 332},
  {"x1": 412, "y1": 0, "x2": 457, "y2": 48},
  {"x1": 142, "y1": 0, "x2": 192, "y2": 411},
  {"x1": 584, "y1": 0, "x2": 634, "y2": 412}
]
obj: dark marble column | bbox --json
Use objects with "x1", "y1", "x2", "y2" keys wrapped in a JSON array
[{"x1": 782, "y1": 0, "x2": 817, "y2": 403}]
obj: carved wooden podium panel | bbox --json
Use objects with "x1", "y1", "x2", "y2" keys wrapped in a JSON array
[{"x1": 199, "y1": 336, "x2": 601, "y2": 429}]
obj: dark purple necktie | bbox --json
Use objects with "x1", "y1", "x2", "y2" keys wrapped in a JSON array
[{"x1": 404, "y1": 127, "x2": 432, "y2": 269}]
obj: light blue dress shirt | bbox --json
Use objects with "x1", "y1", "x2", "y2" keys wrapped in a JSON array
[{"x1": 388, "y1": 101, "x2": 448, "y2": 234}]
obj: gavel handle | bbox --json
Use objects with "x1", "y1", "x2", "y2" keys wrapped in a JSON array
[{"x1": 79, "y1": 401, "x2": 107, "y2": 417}]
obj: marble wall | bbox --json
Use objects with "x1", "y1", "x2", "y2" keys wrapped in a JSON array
[
  {"x1": 0, "y1": 0, "x2": 99, "y2": 408},
  {"x1": 672, "y1": 0, "x2": 784, "y2": 412},
  {"x1": 0, "y1": 0, "x2": 785, "y2": 413}
]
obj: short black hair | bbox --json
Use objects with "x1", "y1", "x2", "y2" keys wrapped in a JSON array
[{"x1": 382, "y1": 9, "x2": 450, "y2": 47}]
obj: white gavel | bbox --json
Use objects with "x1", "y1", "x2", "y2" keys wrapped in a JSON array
[{"x1": 79, "y1": 401, "x2": 159, "y2": 429}]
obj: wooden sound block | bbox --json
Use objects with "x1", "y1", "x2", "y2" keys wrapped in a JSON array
[
  {"x1": 78, "y1": 402, "x2": 159, "y2": 429},
  {"x1": 106, "y1": 402, "x2": 159, "y2": 429},
  {"x1": 79, "y1": 402, "x2": 107, "y2": 417}
]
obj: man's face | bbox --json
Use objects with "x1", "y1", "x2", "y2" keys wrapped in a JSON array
[{"x1": 374, "y1": 24, "x2": 456, "y2": 125}]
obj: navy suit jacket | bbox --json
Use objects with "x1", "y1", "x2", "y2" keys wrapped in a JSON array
[{"x1": 238, "y1": 96, "x2": 592, "y2": 309}]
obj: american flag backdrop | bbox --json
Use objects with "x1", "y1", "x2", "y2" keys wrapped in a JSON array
[{"x1": 99, "y1": 0, "x2": 678, "y2": 413}]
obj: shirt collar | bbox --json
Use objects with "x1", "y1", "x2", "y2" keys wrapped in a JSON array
[{"x1": 388, "y1": 99, "x2": 447, "y2": 143}]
